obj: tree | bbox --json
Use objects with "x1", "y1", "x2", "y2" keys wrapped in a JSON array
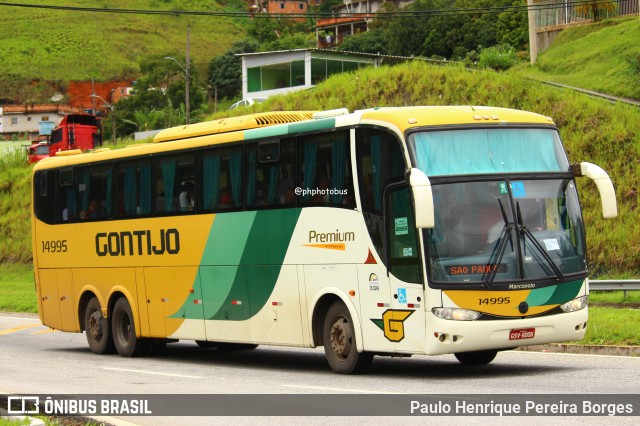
[
  {"x1": 576, "y1": 1, "x2": 616, "y2": 22},
  {"x1": 338, "y1": 29, "x2": 390, "y2": 55},
  {"x1": 208, "y1": 40, "x2": 259, "y2": 100},
  {"x1": 383, "y1": 0, "x2": 528, "y2": 60}
]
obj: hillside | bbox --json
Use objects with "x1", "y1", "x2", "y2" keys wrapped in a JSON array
[
  {"x1": 519, "y1": 16, "x2": 640, "y2": 100},
  {"x1": 0, "y1": 0, "x2": 247, "y2": 100},
  {"x1": 2, "y1": 61, "x2": 639, "y2": 277}
]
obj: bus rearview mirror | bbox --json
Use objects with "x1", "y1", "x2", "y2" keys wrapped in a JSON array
[
  {"x1": 409, "y1": 168, "x2": 435, "y2": 228},
  {"x1": 575, "y1": 162, "x2": 618, "y2": 219}
]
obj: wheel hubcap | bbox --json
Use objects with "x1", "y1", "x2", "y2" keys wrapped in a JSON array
[
  {"x1": 88, "y1": 311, "x2": 103, "y2": 339},
  {"x1": 329, "y1": 316, "x2": 352, "y2": 360}
]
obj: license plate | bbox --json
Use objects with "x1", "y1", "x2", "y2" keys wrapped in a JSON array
[{"x1": 509, "y1": 328, "x2": 535, "y2": 340}]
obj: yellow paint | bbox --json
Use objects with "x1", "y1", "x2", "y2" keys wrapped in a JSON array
[
  {"x1": 31, "y1": 328, "x2": 60, "y2": 334},
  {"x1": 302, "y1": 243, "x2": 346, "y2": 251},
  {"x1": 445, "y1": 290, "x2": 556, "y2": 317},
  {"x1": 0, "y1": 324, "x2": 41, "y2": 336},
  {"x1": 382, "y1": 310, "x2": 413, "y2": 342},
  {"x1": 33, "y1": 214, "x2": 215, "y2": 338}
]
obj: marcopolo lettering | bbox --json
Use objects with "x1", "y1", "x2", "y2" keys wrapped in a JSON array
[{"x1": 96, "y1": 229, "x2": 180, "y2": 256}]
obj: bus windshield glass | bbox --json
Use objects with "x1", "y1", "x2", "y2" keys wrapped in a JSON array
[
  {"x1": 408, "y1": 127, "x2": 586, "y2": 285},
  {"x1": 424, "y1": 178, "x2": 587, "y2": 284}
]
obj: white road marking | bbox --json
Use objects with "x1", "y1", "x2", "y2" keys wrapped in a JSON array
[
  {"x1": 508, "y1": 349, "x2": 640, "y2": 359},
  {"x1": 283, "y1": 384, "x2": 398, "y2": 394},
  {"x1": 102, "y1": 367, "x2": 204, "y2": 379}
]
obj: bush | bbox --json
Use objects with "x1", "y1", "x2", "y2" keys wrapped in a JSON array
[{"x1": 478, "y1": 44, "x2": 519, "y2": 71}]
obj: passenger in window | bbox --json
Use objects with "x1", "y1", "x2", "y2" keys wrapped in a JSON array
[
  {"x1": 179, "y1": 180, "x2": 194, "y2": 211},
  {"x1": 254, "y1": 188, "x2": 267, "y2": 206},
  {"x1": 282, "y1": 187, "x2": 295, "y2": 205},
  {"x1": 342, "y1": 179, "x2": 354, "y2": 206},
  {"x1": 312, "y1": 176, "x2": 330, "y2": 203},
  {"x1": 219, "y1": 189, "x2": 233, "y2": 208},
  {"x1": 82, "y1": 199, "x2": 104, "y2": 220}
]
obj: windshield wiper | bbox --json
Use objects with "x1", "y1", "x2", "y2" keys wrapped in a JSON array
[
  {"x1": 482, "y1": 199, "x2": 512, "y2": 288},
  {"x1": 516, "y1": 202, "x2": 564, "y2": 281}
]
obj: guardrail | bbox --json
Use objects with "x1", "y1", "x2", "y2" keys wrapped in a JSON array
[{"x1": 590, "y1": 280, "x2": 640, "y2": 291}]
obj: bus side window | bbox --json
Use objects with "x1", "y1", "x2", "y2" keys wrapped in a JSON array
[
  {"x1": 77, "y1": 166, "x2": 113, "y2": 220},
  {"x1": 155, "y1": 153, "x2": 195, "y2": 214},
  {"x1": 115, "y1": 160, "x2": 152, "y2": 217},
  {"x1": 202, "y1": 147, "x2": 243, "y2": 211},
  {"x1": 34, "y1": 170, "x2": 57, "y2": 225},
  {"x1": 297, "y1": 131, "x2": 353, "y2": 208},
  {"x1": 246, "y1": 139, "x2": 296, "y2": 209},
  {"x1": 355, "y1": 128, "x2": 406, "y2": 260},
  {"x1": 57, "y1": 169, "x2": 75, "y2": 222},
  {"x1": 386, "y1": 185, "x2": 422, "y2": 284}
]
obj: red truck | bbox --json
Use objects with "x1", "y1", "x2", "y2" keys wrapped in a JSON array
[{"x1": 27, "y1": 114, "x2": 101, "y2": 164}]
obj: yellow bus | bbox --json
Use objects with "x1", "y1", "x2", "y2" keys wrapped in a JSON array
[{"x1": 32, "y1": 106, "x2": 617, "y2": 374}]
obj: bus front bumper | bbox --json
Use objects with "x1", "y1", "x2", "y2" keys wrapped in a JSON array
[{"x1": 423, "y1": 307, "x2": 588, "y2": 356}]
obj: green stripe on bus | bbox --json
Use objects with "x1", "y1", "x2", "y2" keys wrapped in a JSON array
[
  {"x1": 288, "y1": 118, "x2": 335, "y2": 134},
  {"x1": 245, "y1": 126, "x2": 288, "y2": 140},
  {"x1": 525, "y1": 279, "x2": 583, "y2": 306},
  {"x1": 172, "y1": 209, "x2": 301, "y2": 321}
]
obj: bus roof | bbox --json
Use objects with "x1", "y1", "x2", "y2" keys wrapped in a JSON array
[
  {"x1": 33, "y1": 106, "x2": 555, "y2": 172},
  {"x1": 153, "y1": 111, "x2": 316, "y2": 143},
  {"x1": 356, "y1": 106, "x2": 554, "y2": 130}
]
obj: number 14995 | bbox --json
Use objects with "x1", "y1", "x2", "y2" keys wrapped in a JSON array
[{"x1": 42, "y1": 240, "x2": 68, "y2": 253}]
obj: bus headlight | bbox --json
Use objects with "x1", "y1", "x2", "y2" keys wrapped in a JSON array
[
  {"x1": 432, "y1": 307, "x2": 481, "y2": 321},
  {"x1": 560, "y1": 296, "x2": 588, "y2": 313}
]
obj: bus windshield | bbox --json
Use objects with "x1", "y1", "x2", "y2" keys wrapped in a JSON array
[
  {"x1": 408, "y1": 127, "x2": 586, "y2": 286},
  {"x1": 425, "y1": 178, "x2": 587, "y2": 285},
  {"x1": 410, "y1": 127, "x2": 569, "y2": 176}
]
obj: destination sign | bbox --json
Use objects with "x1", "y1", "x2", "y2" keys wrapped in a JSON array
[{"x1": 447, "y1": 264, "x2": 507, "y2": 275}]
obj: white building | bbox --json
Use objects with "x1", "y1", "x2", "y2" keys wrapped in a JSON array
[{"x1": 0, "y1": 104, "x2": 75, "y2": 140}]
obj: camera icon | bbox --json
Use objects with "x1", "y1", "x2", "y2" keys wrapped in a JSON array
[{"x1": 7, "y1": 396, "x2": 39, "y2": 414}]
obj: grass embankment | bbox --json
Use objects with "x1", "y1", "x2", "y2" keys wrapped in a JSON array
[
  {"x1": 518, "y1": 16, "x2": 640, "y2": 101},
  {"x1": 0, "y1": 0, "x2": 247, "y2": 90}
]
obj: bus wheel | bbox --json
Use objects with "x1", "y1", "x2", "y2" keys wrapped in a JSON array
[
  {"x1": 111, "y1": 297, "x2": 149, "y2": 357},
  {"x1": 323, "y1": 301, "x2": 373, "y2": 374},
  {"x1": 454, "y1": 350, "x2": 498, "y2": 366},
  {"x1": 84, "y1": 297, "x2": 115, "y2": 354}
]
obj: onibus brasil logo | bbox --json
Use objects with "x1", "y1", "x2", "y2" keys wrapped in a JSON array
[{"x1": 371, "y1": 310, "x2": 414, "y2": 342}]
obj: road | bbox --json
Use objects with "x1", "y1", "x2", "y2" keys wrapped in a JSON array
[{"x1": 0, "y1": 314, "x2": 638, "y2": 425}]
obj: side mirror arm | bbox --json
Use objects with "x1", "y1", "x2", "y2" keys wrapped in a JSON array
[
  {"x1": 408, "y1": 168, "x2": 435, "y2": 228},
  {"x1": 572, "y1": 162, "x2": 617, "y2": 219}
]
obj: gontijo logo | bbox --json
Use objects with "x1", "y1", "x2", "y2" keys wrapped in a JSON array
[
  {"x1": 95, "y1": 228, "x2": 180, "y2": 256},
  {"x1": 371, "y1": 310, "x2": 414, "y2": 342},
  {"x1": 303, "y1": 229, "x2": 354, "y2": 251}
]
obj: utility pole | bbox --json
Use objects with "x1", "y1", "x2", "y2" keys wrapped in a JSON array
[
  {"x1": 165, "y1": 24, "x2": 191, "y2": 125},
  {"x1": 90, "y1": 94, "x2": 115, "y2": 145},
  {"x1": 185, "y1": 24, "x2": 191, "y2": 124}
]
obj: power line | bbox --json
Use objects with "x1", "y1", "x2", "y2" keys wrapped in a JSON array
[{"x1": 0, "y1": 1, "x2": 623, "y2": 20}]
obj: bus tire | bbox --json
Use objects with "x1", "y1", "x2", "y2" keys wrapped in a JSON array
[
  {"x1": 454, "y1": 350, "x2": 498, "y2": 366},
  {"x1": 323, "y1": 301, "x2": 373, "y2": 374},
  {"x1": 84, "y1": 297, "x2": 115, "y2": 354},
  {"x1": 111, "y1": 297, "x2": 149, "y2": 357}
]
